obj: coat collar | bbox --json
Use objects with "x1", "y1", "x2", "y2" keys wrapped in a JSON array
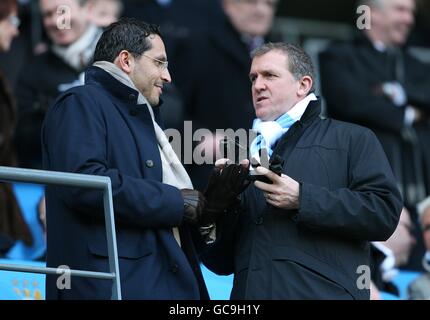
[
  {"x1": 84, "y1": 65, "x2": 165, "y2": 107},
  {"x1": 297, "y1": 97, "x2": 322, "y2": 126},
  {"x1": 85, "y1": 66, "x2": 140, "y2": 105}
]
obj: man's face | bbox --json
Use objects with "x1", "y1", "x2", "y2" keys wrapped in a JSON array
[
  {"x1": 250, "y1": 50, "x2": 301, "y2": 121},
  {"x1": 421, "y1": 209, "x2": 430, "y2": 251},
  {"x1": 39, "y1": 0, "x2": 91, "y2": 46},
  {"x1": 129, "y1": 35, "x2": 171, "y2": 106},
  {"x1": 372, "y1": 0, "x2": 415, "y2": 46},
  {"x1": 223, "y1": 0, "x2": 277, "y2": 37},
  {"x1": 0, "y1": 11, "x2": 19, "y2": 52},
  {"x1": 89, "y1": 0, "x2": 120, "y2": 28}
]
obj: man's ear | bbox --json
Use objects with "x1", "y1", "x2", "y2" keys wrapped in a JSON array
[
  {"x1": 297, "y1": 76, "x2": 313, "y2": 97},
  {"x1": 114, "y1": 50, "x2": 134, "y2": 74}
]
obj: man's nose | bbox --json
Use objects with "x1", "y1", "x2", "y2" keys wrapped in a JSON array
[
  {"x1": 253, "y1": 77, "x2": 266, "y2": 91},
  {"x1": 162, "y1": 68, "x2": 171, "y2": 83}
]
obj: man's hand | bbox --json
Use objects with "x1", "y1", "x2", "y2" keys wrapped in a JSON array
[
  {"x1": 181, "y1": 189, "x2": 206, "y2": 225},
  {"x1": 203, "y1": 158, "x2": 250, "y2": 218},
  {"x1": 254, "y1": 166, "x2": 300, "y2": 210}
]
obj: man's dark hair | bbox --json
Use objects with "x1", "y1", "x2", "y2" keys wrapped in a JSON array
[
  {"x1": 251, "y1": 42, "x2": 316, "y2": 93},
  {"x1": 93, "y1": 17, "x2": 161, "y2": 63}
]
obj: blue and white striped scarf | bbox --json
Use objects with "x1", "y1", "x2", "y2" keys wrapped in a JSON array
[{"x1": 250, "y1": 93, "x2": 317, "y2": 161}]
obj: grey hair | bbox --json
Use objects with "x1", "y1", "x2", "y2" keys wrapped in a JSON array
[{"x1": 251, "y1": 42, "x2": 315, "y2": 93}]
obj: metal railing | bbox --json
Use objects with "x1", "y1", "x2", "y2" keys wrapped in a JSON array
[{"x1": 0, "y1": 166, "x2": 122, "y2": 300}]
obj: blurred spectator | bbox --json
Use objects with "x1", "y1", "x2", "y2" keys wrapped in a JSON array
[
  {"x1": 88, "y1": 0, "x2": 123, "y2": 28},
  {"x1": 319, "y1": 0, "x2": 430, "y2": 270},
  {"x1": 408, "y1": 197, "x2": 430, "y2": 299},
  {"x1": 0, "y1": 1, "x2": 35, "y2": 91},
  {"x1": 122, "y1": 0, "x2": 221, "y2": 131},
  {"x1": 123, "y1": 0, "x2": 220, "y2": 78},
  {"x1": 0, "y1": 0, "x2": 20, "y2": 51},
  {"x1": 14, "y1": 0, "x2": 102, "y2": 168},
  {"x1": 371, "y1": 207, "x2": 416, "y2": 297},
  {"x1": 0, "y1": 0, "x2": 33, "y2": 256},
  {"x1": 175, "y1": 0, "x2": 280, "y2": 190}
]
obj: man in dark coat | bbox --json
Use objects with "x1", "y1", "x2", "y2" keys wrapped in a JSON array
[
  {"x1": 15, "y1": 0, "x2": 102, "y2": 168},
  {"x1": 201, "y1": 43, "x2": 403, "y2": 299},
  {"x1": 42, "y1": 18, "x2": 209, "y2": 299},
  {"x1": 319, "y1": 0, "x2": 430, "y2": 270}
]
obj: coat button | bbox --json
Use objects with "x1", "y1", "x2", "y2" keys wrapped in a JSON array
[
  {"x1": 146, "y1": 160, "x2": 154, "y2": 168},
  {"x1": 128, "y1": 94, "x2": 136, "y2": 101},
  {"x1": 255, "y1": 216, "x2": 263, "y2": 225},
  {"x1": 170, "y1": 264, "x2": 179, "y2": 273},
  {"x1": 129, "y1": 109, "x2": 138, "y2": 116}
]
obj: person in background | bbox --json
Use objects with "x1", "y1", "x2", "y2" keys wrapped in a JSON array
[
  {"x1": 320, "y1": 0, "x2": 430, "y2": 270},
  {"x1": 0, "y1": 0, "x2": 33, "y2": 256},
  {"x1": 370, "y1": 207, "x2": 416, "y2": 297},
  {"x1": 15, "y1": 0, "x2": 102, "y2": 169},
  {"x1": 408, "y1": 197, "x2": 430, "y2": 299},
  {"x1": 175, "y1": 0, "x2": 279, "y2": 190},
  {"x1": 88, "y1": 0, "x2": 123, "y2": 28}
]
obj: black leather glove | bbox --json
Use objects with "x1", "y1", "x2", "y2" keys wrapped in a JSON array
[
  {"x1": 203, "y1": 163, "x2": 250, "y2": 219},
  {"x1": 181, "y1": 189, "x2": 206, "y2": 225}
]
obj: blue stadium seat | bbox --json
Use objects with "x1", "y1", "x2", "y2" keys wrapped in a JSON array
[
  {"x1": 0, "y1": 259, "x2": 46, "y2": 300},
  {"x1": 200, "y1": 264, "x2": 233, "y2": 300},
  {"x1": 391, "y1": 270, "x2": 422, "y2": 299}
]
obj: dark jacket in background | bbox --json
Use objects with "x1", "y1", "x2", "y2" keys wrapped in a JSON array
[
  {"x1": 122, "y1": 0, "x2": 223, "y2": 132},
  {"x1": 42, "y1": 66, "x2": 208, "y2": 299},
  {"x1": 15, "y1": 51, "x2": 86, "y2": 169},
  {"x1": 175, "y1": 13, "x2": 280, "y2": 190},
  {"x1": 319, "y1": 34, "x2": 430, "y2": 270},
  {"x1": 122, "y1": 0, "x2": 221, "y2": 80},
  {"x1": 202, "y1": 100, "x2": 402, "y2": 299}
]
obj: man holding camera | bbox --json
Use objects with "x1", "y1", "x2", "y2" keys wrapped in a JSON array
[{"x1": 201, "y1": 43, "x2": 403, "y2": 299}]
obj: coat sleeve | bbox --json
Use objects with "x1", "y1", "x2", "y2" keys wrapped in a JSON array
[
  {"x1": 297, "y1": 129, "x2": 403, "y2": 241},
  {"x1": 42, "y1": 92, "x2": 184, "y2": 229},
  {"x1": 199, "y1": 205, "x2": 244, "y2": 276},
  {"x1": 319, "y1": 47, "x2": 406, "y2": 133}
]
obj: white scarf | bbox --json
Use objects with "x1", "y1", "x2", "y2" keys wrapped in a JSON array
[
  {"x1": 250, "y1": 93, "x2": 317, "y2": 162},
  {"x1": 52, "y1": 25, "x2": 102, "y2": 71},
  {"x1": 93, "y1": 61, "x2": 193, "y2": 246}
]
